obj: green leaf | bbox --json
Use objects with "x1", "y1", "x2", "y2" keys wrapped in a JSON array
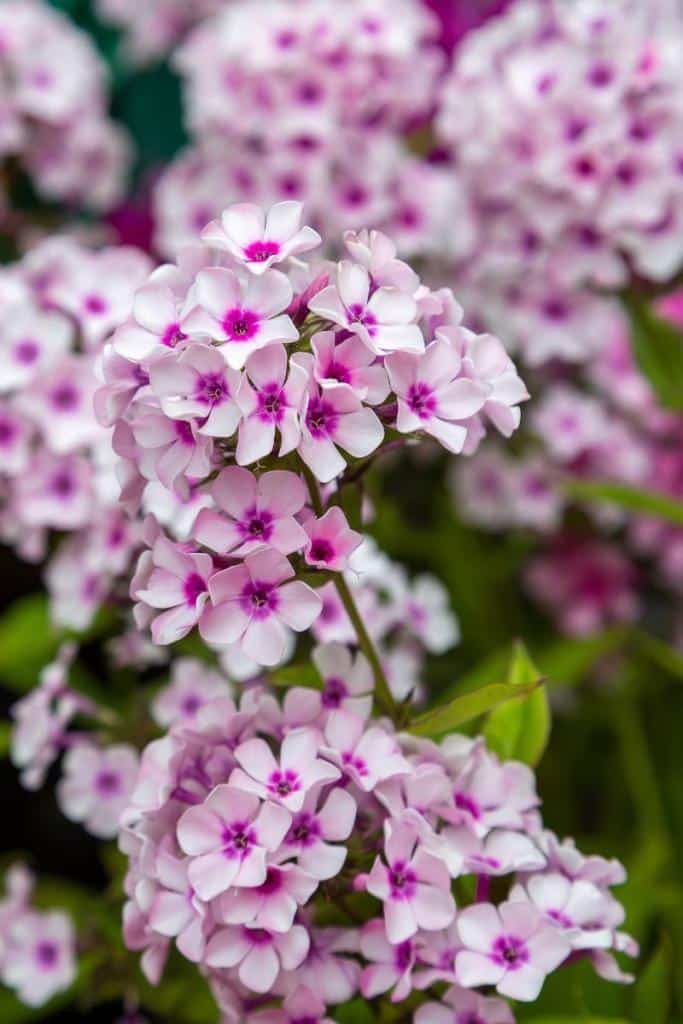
[
  {"x1": 623, "y1": 292, "x2": 683, "y2": 411},
  {"x1": 565, "y1": 478, "x2": 683, "y2": 525},
  {"x1": 334, "y1": 998, "x2": 377, "y2": 1024},
  {"x1": 409, "y1": 679, "x2": 541, "y2": 738},
  {"x1": 634, "y1": 630, "x2": 683, "y2": 681},
  {"x1": 522, "y1": 1018, "x2": 631, "y2": 1024},
  {"x1": 269, "y1": 663, "x2": 322, "y2": 689},
  {"x1": 632, "y1": 939, "x2": 672, "y2": 1024},
  {"x1": 0, "y1": 721, "x2": 10, "y2": 758},
  {"x1": 0, "y1": 595, "x2": 60, "y2": 692},
  {"x1": 484, "y1": 643, "x2": 551, "y2": 765}
]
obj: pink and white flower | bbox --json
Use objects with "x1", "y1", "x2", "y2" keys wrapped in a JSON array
[
  {"x1": 149, "y1": 343, "x2": 243, "y2": 437},
  {"x1": 235, "y1": 343, "x2": 309, "y2": 465},
  {"x1": 133, "y1": 534, "x2": 213, "y2": 645},
  {"x1": 322, "y1": 711, "x2": 410, "y2": 792},
  {"x1": 205, "y1": 922, "x2": 310, "y2": 993},
  {"x1": 57, "y1": 742, "x2": 139, "y2": 839},
  {"x1": 230, "y1": 728, "x2": 340, "y2": 812},
  {"x1": 151, "y1": 657, "x2": 232, "y2": 728},
  {"x1": 359, "y1": 919, "x2": 419, "y2": 1002},
  {"x1": 216, "y1": 862, "x2": 317, "y2": 933},
  {"x1": 177, "y1": 785, "x2": 292, "y2": 901},
  {"x1": 199, "y1": 548, "x2": 321, "y2": 665},
  {"x1": 202, "y1": 201, "x2": 321, "y2": 274},
  {"x1": 280, "y1": 786, "x2": 357, "y2": 879},
  {"x1": 1, "y1": 910, "x2": 76, "y2": 1008},
  {"x1": 303, "y1": 507, "x2": 363, "y2": 571},
  {"x1": 298, "y1": 377, "x2": 384, "y2": 484},
  {"x1": 415, "y1": 984, "x2": 515, "y2": 1024},
  {"x1": 182, "y1": 267, "x2": 298, "y2": 369},
  {"x1": 455, "y1": 900, "x2": 570, "y2": 1002},
  {"x1": 193, "y1": 466, "x2": 307, "y2": 557},
  {"x1": 312, "y1": 643, "x2": 374, "y2": 720}
]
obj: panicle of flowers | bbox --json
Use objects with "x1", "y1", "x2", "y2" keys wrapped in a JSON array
[
  {"x1": 451, "y1": 295, "x2": 683, "y2": 635},
  {"x1": 0, "y1": 235, "x2": 152, "y2": 630},
  {"x1": 0, "y1": 863, "x2": 76, "y2": 1008},
  {"x1": 99, "y1": 200, "x2": 526, "y2": 664},
  {"x1": 153, "y1": 0, "x2": 455, "y2": 257},
  {"x1": 435, "y1": 0, "x2": 683, "y2": 364},
  {"x1": 118, "y1": 685, "x2": 637, "y2": 1018},
  {"x1": 0, "y1": 0, "x2": 131, "y2": 212}
]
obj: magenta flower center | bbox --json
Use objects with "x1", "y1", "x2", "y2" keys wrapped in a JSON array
[
  {"x1": 238, "y1": 506, "x2": 274, "y2": 543},
  {"x1": 347, "y1": 302, "x2": 377, "y2": 336},
  {"x1": 259, "y1": 867, "x2": 284, "y2": 894},
  {"x1": 161, "y1": 322, "x2": 186, "y2": 348},
  {"x1": 306, "y1": 397, "x2": 339, "y2": 439},
  {"x1": 196, "y1": 372, "x2": 229, "y2": 405},
  {"x1": 184, "y1": 572, "x2": 207, "y2": 606},
  {"x1": 548, "y1": 908, "x2": 573, "y2": 928},
  {"x1": 50, "y1": 382, "x2": 80, "y2": 412},
  {"x1": 309, "y1": 538, "x2": 335, "y2": 564},
  {"x1": 223, "y1": 820, "x2": 257, "y2": 859},
  {"x1": 407, "y1": 382, "x2": 437, "y2": 420},
  {"x1": 491, "y1": 934, "x2": 529, "y2": 970},
  {"x1": 454, "y1": 790, "x2": 481, "y2": 819},
  {"x1": 84, "y1": 293, "x2": 108, "y2": 315},
  {"x1": 341, "y1": 750, "x2": 368, "y2": 777},
  {"x1": 322, "y1": 676, "x2": 348, "y2": 709},
  {"x1": 388, "y1": 859, "x2": 418, "y2": 900},
  {"x1": 223, "y1": 307, "x2": 259, "y2": 342},
  {"x1": 35, "y1": 941, "x2": 59, "y2": 969},
  {"x1": 14, "y1": 338, "x2": 39, "y2": 364},
  {"x1": 95, "y1": 770, "x2": 121, "y2": 796},
  {"x1": 51, "y1": 470, "x2": 76, "y2": 499},
  {"x1": 0, "y1": 417, "x2": 16, "y2": 445},
  {"x1": 175, "y1": 420, "x2": 195, "y2": 446},
  {"x1": 267, "y1": 769, "x2": 301, "y2": 800},
  {"x1": 394, "y1": 939, "x2": 413, "y2": 971},
  {"x1": 181, "y1": 694, "x2": 202, "y2": 716},
  {"x1": 288, "y1": 811, "x2": 321, "y2": 847},
  {"x1": 243, "y1": 240, "x2": 280, "y2": 263},
  {"x1": 257, "y1": 383, "x2": 286, "y2": 423},
  {"x1": 323, "y1": 359, "x2": 352, "y2": 385},
  {"x1": 240, "y1": 579, "x2": 279, "y2": 619}
]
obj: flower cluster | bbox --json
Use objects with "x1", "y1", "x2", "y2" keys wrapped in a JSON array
[
  {"x1": 0, "y1": 0, "x2": 131, "y2": 212},
  {"x1": 436, "y1": 0, "x2": 683, "y2": 364},
  {"x1": 0, "y1": 234, "x2": 152, "y2": 629},
  {"x1": 0, "y1": 864, "x2": 76, "y2": 1008},
  {"x1": 452, "y1": 295, "x2": 683, "y2": 636},
  {"x1": 101, "y1": 201, "x2": 526, "y2": 661},
  {"x1": 95, "y1": 0, "x2": 222, "y2": 65},
  {"x1": 153, "y1": 0, "x2": 454, "y2": 257},
  {"x1": 120, "y1": 685, "x2": 636, "y2": 1019}
]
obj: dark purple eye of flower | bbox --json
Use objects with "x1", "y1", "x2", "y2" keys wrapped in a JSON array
[
  {"x1": 322, "y1": 676, "x2": 348, "y2": 708},
  {"x1": 197, "y1": 372, "x2": 228, "y2": 404},
  {"x1": 240, "y1": 579, "x2": 278, "y2": 619},
  {"x1": 51, "y1": 471, "x2": 75, "y2": 498},
  {"x1": 324, "y1": 359, "x2": 351, "y2": 384},
  {"x1": 260, "y1": 867, "x2": 284, "y2": 894},
  {"x1": 181, "y1": 694, "x2": 202, "y2": 716},
  {"x1": 0, "y1": 417, "x2": 16, "y2": 445},
  {"x1": 162, "y1": 322, "x2": 186, "y2": 348},
  {"x1": 14, "y1": 338, "x2": 39, "y2": 364},
  {"x1": 588, "y1": 61, "x2": 614, "y2": 87},
  {"x1": 454, "y1": 791, "x2": 481, "y2": 819},
  {"x1": 309, "y1": 538, "x2": 334, "y2": 563},
  {"x1": 51, "y1": 383, "x2": 80, "y2": 411},
  {"x1": 268, "y1": 769, "x2": 300, "y2": 798},
  {"x1": 243, "y1": 240, "x2": 280, "y2": 263},
  {"x1": 290, "y1": 811, "x2": 320, "y2": 844},
  {"x1": 542, "y1": 297, "x2": 569, "y2": 322},
  {"x1": 95, "y1": 770, "x2": 120, "y2": 796},
  {"x1": 84, "y1": 293, "x2": 107, "y2": 315},
  {"x1": 306, "y1": 397, "x2": 339, "y2": 438},
  {"x1": 35, "y1": 941, "x2": 59, "y2": 969},
  {"x1": 394, "y1": 940, "x2": 413, "y2": 971},
  {"x1": 223, "y1": 307, "x2": 259, "y2": 341},
  {"x1": 184, "y1": 573, "x2": 207, "y2": 606},
  {"x1": 407, "y1": 382, "x2": 437, "y2": 420}
]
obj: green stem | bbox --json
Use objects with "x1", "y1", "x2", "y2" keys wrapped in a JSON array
[{"x1": 296, "y1": 456, "x2": 401, "y2": 723}]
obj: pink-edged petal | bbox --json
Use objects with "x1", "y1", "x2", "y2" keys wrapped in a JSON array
[
  {"x1": 237, "y1": 415, "x2": 275, "y2": 465},
  {"x1": 318, "y1": 787, "x2": 357, "y2": 840},
  {"x1": 199, "y1": 601, "x2": 250, "y2": 647},
  {"x1": 455, "y1": 950, "x2": 505, "y2": 989},
  {"x1": 195, "y1": 268, "x2": 241, "y2": 319},
  {"x1": 242, "y1": 615, "x2": 289, "y2": 666},
  {"x1": 188, "y1": 851, "x2": 240, "y2": 901},
  {"x1": 457, "y1": 903, "x2": 502, "y2": 952},
  {"x1": 333, "y1": 408, "x2": 384, "y2": 458},
  {"x1": 385, "y1": 898, "x2": 418, "y2": 944},
  {"x1": 240, "y1": 943, "x2": 280, "y2": 993},
  {"x1": 277, "y1": 581, "x2": 322, "y2": 631},
  {"x1": 497, "y1": 963, "x2": 547, "y2": 1002},
  {"x1": 177, "y1": 804, "x2": 223, "y2": 855},
  {"x1": 193, "y1": 509, "x2": 243, "y2": 553},
  {"x1": 257, "y1": 470, "x2": 306, "y2": 516},
  {"x1": 298, "y1": 434, "x2": 346, "y2": 483}
]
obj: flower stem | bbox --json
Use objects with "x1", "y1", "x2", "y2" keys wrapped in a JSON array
[{"x1": 296, "y1": 456, "x2": 401, "y2": 723}]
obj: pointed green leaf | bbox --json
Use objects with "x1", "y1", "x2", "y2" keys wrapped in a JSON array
[
  {"x1": 565, "y1": 478, "x2": 683, "y2": 525},
  {"x1": 623, "y1": 292, "x2": 683, "y2": 411},
  {"x1": 484, "y1": 643, "x2": 551, "y2": 765},
  {"x1": 0, "y1": 595, "x2": 60, "y2": 692},
  {"x1": 409, "y1": 680, "x2": 540, "y2": 738}
]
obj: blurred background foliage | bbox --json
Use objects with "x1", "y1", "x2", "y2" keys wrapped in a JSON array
[{"x1": 0, "y1": 1, "x2": 681, "y2": 1022}]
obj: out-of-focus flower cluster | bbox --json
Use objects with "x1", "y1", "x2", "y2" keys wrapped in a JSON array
[
  {"x1": 0, "y1": 0, "x2": 131, "y2": 213},
  {"x1": 436, "y1": 0, "x2": 683, "y2": 365},
  {"x1": 453, "y1": 297, "x2": 683, "y2": 637},
  {"x1": 0, "y1": 864, "x2": 76, "y2": 1008},
  {"x1": 95, "y1": 0, "x2": 222, "y2": 65},
  {"x1": 154, "y1": 0, "x2": 454, "y2": 258},
  {"x1": 120, "y1": 683, "x2": 636, "y2": 1019},
  {"x1": 0, "y1": 234, "x2": 152, "y2": 629},
  {"x1": 100, "y1": 201, "x2": 526, "y2": 660}
]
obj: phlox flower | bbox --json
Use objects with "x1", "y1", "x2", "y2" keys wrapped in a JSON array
[
  {"x1": 230, "y1": 727, "x2": 340, "y2": 812},
  {"x1": 216, "y1": 862, "x2": 317, "y2": 933},
  {"x1": 202, "y1": 200, "x2": 321, "y2": 274},
  {"x1": 57, "y1": 742, "x2": 139, "y2": 839},
  {"x1": 293, "y1": 925, "x2": 361, "y2": 1005},
  {"x1": 0, "y1": 305, "x2": 72, "y2": 392},
  {"x1": 18, "y1": 355, "x2": 102, "y2": 455},
  {"x1": 131, "y1": 409, "x2": 214, "y2": 493},
  {"x1": 148, "y1": 843, "x2": 208, "y2": 963},
  {"x1": 133, "y1": 534, "x2": 213, "y2": 645},
  {"x1": 0, "y1": 405, "x2": 31, "y2": 476},
  {"x1": 509, "y1": 873, "x2": 626, "y2": 951},
  {"x1": 322, "y1": 711, "x2": 410, "y2": 792},
  {"x1": 415, "y1": 984, "x2": 515, "y2": 1024},
  {"x1": 298, "y1": 376, "x2": 384, "y2": 484},
  {"x1": 310, "y1": 330, "x2": 390, "y2": 405},
  {"x1": 199, "y1": 548, "x2": 321, "y2": 665},
  {"x1": 235, "y1": 343, "x2": 309, "y2": 465},
  {"x1": 18, "y1": 452, "x2": 94, "y2": 531},
  {"x1": 204, "y1": 922, "x2": 309, "y2": 993},
  {"x1": 151, "y1": 657, "x2": 232, "y2": 728},
  {"x1": 177, "y1": 784, "x2": 291, "y2": 901},
  {"x1": 182, "y1": 266, "x2": 298, "y2": 369},
  {"x1": 312, "y1": 643, "x2": 374, "y2": 720},
  {"x1": 443, "y1": 747, "x2": 539, "y2": 838},
  {"x1": 359, "y1": 919, "x2": 419, "y2": 1002},
  {"x1": 309, "y1": 261, "x2": 423, "y2": 356},
  {"x1": 303, "y1": 506, "x2": 363, "y2": 571},
  {"x1": 455, "y1": 900, "x2": 570, "y2": 1002},
  {"x1": 366, "y1": 821, "x2": 455, "y2": 943},
  {"x1": 280, "y1": 785, "x2": 357, "y2": 879},
  {"x1": 1, "y1": 910, "x2": 76, "y2": 1008},
  {"x1": 193, "y1": 466, "x2": 308, "y2": 557},
  {"x1": 402, "y1": 575, "x2": 460, "y2": 655},
  {"x1": 149, "y1": 342, "x2": 243, "y2": 437},
  {"x1": 386, "y1": 336, "x2": 489, "y2": 454}
]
